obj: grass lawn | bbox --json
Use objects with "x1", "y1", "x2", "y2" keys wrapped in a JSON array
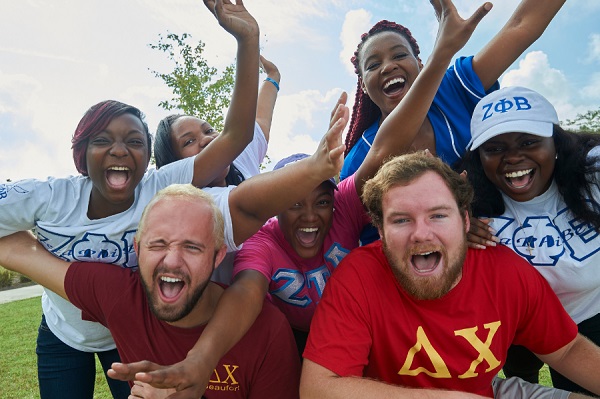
[
  {"x1": 0, "y1": 294, "x2": 555, "y2": 398},
  {"x1": 0, "y1": 297, "x2": 113, "y2": 399}
]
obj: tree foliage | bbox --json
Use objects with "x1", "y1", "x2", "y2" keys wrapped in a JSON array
[
  {"x1": 149, "y1": 32, "x2": 235, "y2": 132},
  {"x1": 563, "y1": 108, "x2": 600, "y2": 134}
]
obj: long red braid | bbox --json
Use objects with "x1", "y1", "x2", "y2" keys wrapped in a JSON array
[{"x1": 344, "y1": 20, "x2": 421, "y2": 156}]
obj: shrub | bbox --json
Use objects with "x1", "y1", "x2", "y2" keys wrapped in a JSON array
[{"x1": 0, "y1": 267, "x2": 14, "y2": 288}]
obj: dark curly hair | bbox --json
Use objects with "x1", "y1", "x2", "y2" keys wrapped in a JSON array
[
  {"x1": 459, "y1": 126, "x2": 600, "y2": 231},
  {"x1": 345, "y1": 20, "x2": 421, "y2": 156}
]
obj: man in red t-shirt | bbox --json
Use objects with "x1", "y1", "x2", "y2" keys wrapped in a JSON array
[
  {"x1": 301, "y1": 153, "x2": 600, "y2": 398},
  {"x1": 0, "y1": 184, "x2": 300, "y2": 399}
]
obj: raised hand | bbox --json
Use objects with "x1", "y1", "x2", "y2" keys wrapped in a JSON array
[
  {"x1": 429, "y1": 0, "x2": 492, "y2": 59},
  {"x1": 259, "y1": 54, "x2": 280, "y2": 82},
  {"x1": 309, "y1": 93, "x2": 349, "y2": 180},
  {"x1": 203, "y1": 0, "x2": 259, "y2": 41}
]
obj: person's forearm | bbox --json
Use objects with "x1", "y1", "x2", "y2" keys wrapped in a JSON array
[
  {"x1": 0, "y1": 231, "x2": 69, "y2": 298},
  {"x1": 255, "y1": 71, "x2": 279, "y2": 139},
  {"x1": 192, "y1": 34, "x2": 259, "y2": 188},
  {"x1": 222, "y1": 34, "x2": 259, "y2": 144},
  {"x1": 185, "y1": 272, "x2": 267, "y2": 371},
  {"x1": 540, "y1": 334, "x2": 600, "y2": 395},
  {"x1": 300, "y1": 372, "x2": 488, "y2": 399}
]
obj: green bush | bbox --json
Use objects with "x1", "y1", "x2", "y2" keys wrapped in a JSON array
[{"x1": 0, "y1": 267, "x2": 14, "y2": 288}]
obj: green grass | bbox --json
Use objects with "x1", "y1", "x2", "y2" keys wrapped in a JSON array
[
  {"x1": 498, "y1": 366, "x2": 553, "y2": 387},
  {"x1": 0, "y1": 297, "x2": 113, "y2": 399}
]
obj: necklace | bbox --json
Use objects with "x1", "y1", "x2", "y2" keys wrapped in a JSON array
[{"x1": 504, "y1": 200, "x2": 539, "y2": 256}]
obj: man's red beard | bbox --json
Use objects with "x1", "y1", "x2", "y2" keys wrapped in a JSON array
[{"x1": 382, "y1": 238, "x2": 466, "y2": 300}]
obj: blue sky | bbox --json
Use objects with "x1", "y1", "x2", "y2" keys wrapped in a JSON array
[{"x1": 1, "y1": 0, "x2": 599, "y2": 181}]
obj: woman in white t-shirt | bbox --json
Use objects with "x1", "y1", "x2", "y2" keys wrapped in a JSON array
[{"x1": 461, "y1": 86, "x2": 600, "y2": 395}]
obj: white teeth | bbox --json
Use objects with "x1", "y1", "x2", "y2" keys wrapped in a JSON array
[
  {"x1": 505, "y1": 169, "x2": 532, "y2": 178},
  {"x1": 160, "y1": 276, "x2": 182, "y2": 283},
  {"x1": 384, "y1": 77, "x2": 405, "y2": 89},
  {"x1": 109, "y1": 166, "x2": 129, "y2": 171},
  {"x1": 417, "y1": 251, "x2": 433, "y2": 256},
  {"x1": 299, "y1": 227, "x2": 318, "y2": 233}
]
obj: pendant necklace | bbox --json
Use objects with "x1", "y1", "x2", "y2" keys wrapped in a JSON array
[{"x1": 505, "y1": 201, "x2": 538, "y2": 256}]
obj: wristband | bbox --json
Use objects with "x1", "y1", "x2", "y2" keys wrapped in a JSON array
[{"x1": 264, "y1": 77, "x2": 280, "y2": 92}]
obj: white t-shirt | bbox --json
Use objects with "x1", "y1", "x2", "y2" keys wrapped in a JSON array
[
  {"x1": 211, "y1": 122, "x2": 268, "y2": 285},
  {"x1": 0, "y1": 156, "x2": 239, "y2": 351},
  {"x1": 490, "y1": 148, "x2": 600, "y2": 324}
]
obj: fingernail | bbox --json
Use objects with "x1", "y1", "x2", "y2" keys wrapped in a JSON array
[{"x1": 486, "y1": 240, "x2": 497, "y2": 247}]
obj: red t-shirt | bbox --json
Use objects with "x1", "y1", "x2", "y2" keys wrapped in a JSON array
[
  {"x1": 304, "y1": 242, "x2": 577, "y2": 397},
  {"x1": 65, "y1": 263, "x2": 301, "y2": 398}
]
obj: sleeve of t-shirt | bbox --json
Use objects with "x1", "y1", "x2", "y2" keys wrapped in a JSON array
[
  {"x1": 64, "y1": 262, "x2": 134, "y2": 326},
  {"x1": 0, "y1": 177, "x2": 62, "y2": 237},
  {"x1": 232, "y1": 122, "x2": 268, "y2": 180},
  {"x1": 508, "y1": 254, "x2": 578, "y2": 355},
  {"x1": 335, "y1": 174, "x2": 371, "y2": 230},
  {"x1": 303, "y1": 253, "x2": 373, "y2": 377},
  {"x1": 201, "y1": 185, "x2": 241, "y2": 253},
  {"x1": 232, "y1": 222, "x2": 276, "y2": 281},
  {"x1": 247, "y1": 301, "x2": 301, "y2": 399}
]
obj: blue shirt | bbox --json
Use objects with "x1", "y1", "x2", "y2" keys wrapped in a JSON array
[{"x1": 341, "y1": 56, "x2": 499, "y2": 244}]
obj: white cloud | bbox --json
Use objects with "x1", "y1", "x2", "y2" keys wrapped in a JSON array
[
  {"x1": 500, "y1": 51, "x2": 573, "y2": 116},
  {"x1": 581, "y1": 72, "x2": 600, "y2": 101},
  {"x1": 266, "y1": 88, "x2": 345, "y2": 169},
  {"x1": 585, "y1": 33, "x2": 600, "y2": 64},
  {"x1": 339, "y1": 9, "x2": 373, "y2": 77}
]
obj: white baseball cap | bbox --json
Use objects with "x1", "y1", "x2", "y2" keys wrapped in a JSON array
[{"x1": 467, "y1": 86, "x2": 558, "y2": 150}]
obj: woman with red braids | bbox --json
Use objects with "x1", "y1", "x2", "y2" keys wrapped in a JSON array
[{"x1": 340, "y1": 0, "x2": 566, "y2": 244}]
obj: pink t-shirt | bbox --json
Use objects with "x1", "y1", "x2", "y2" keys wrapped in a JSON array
[
  {"x1": 233, "y1": 175, "x2": 370, "y2": 331},
  {"x1": 304, "y1": 242, "x2": 578, "y2": 397}
]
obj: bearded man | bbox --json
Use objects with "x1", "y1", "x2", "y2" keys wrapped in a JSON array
[
  {"x1": 0, "y1": 184, "x2": 300, "y2": 398},
  {"x1": 300, "y1": 152, "x2": 600, "y2": 399}
]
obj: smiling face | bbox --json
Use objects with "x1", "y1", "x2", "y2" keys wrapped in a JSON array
[
  {"x1": 478, "y1": 132, "x2": 556, "y2": 202},
  {"x1": 379, "y1": 172, "x2": 468, "y2": 300},
  {"x1": 86, "y1": 113, "x2": 150, "y2": 219},
  {"x1": 358, "y1": 30, "x2": 422, "y2": 121},
  {"x1": 278, "y1": 182, "x2": 335, "y2": 259},
  {"x1": 136, "y1": 197, "x2": 226, "y2": 327},
  {"x1": 170, "y1": 116, "x2": 230, "y2": 187}
]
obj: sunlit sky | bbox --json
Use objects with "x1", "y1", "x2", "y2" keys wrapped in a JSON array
[{"x1": 2, "y1": 0, "x2": 599, "y2": 181}]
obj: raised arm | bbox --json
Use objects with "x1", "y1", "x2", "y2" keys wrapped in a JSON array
[
  {"x1": 191, "y1": 0, "x2": 260, "y2": 187},
  {"x1": 107, "y1": 99, "x2": 347, "y2": 399},
  {"x1": 300, "y1": 360, "x2": 488, "y2": 399},
  {"x1": 472, "y1": 0, "x2": 565, "y2": 90},
  {"x1": 0, "y1": 231, "x2": 69, "y2": 299},
  {"x1": 354, "y1": 0, "x2": 492, "y2": 195},
  {"x1": 228, "y1": 99, "x2": 347, "y2": 245},
  {"x1": 256, "y1": 54, "x2": 280, "y2": 142}
]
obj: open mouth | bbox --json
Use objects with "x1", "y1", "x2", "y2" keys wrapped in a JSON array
[
  {"x1": 296, "y1": 227, "x2": 319, "y2": 248},
  {"x1": 106, "y1": 166, "x2": 131, "y2": 190},
  {"x1": 159, "y1": 275, "x2": 185, "y2": 302},
  {"x1": 504, "y1": 169, "x2": 533, "y2": 189},
  {"x1": 410, "y1": 251, "x2": 441, "y2": 274},
  {"x1": 382, "y1": 77, "x2": 406, "y2": 96}
]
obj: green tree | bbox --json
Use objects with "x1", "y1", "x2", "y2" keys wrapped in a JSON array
[
  {"x1": 563, "y1": 108, "x2": 600, "y2": 133},
  {"x1": 149, "y1": 32, "x2": 235, "y2": 132}
]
